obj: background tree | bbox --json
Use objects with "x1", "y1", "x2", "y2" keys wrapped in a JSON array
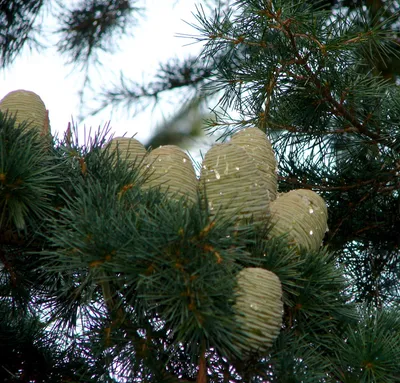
[{"x1": 1, "y1": 0, "x2": 400, "y2": 382}]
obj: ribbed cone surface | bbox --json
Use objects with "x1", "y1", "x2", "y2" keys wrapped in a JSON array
[
  {"x1": 234, "y1": 267, "x2": 283, "y2": 354},
  {"x1": 142, "y1": 145, "x2": 198, "y2": 203},
  {"x1": 231, "y1": 127, "x2": 278, "y2": 201},
  {"x1": 269, "y1": 189, "x2": 328, "y2": 251},
  {"x1": 107, "y1": 137, "x2": 147, "y2": 164},
  {"x1": 200, "y1": 143, "x2": 270, "y2": 224},
  {"x1": 0, "y1": 90, "x2": 49, "y2": 137}
]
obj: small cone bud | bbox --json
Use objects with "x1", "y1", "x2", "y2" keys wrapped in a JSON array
[
  {"x1": 0, "y1": 90, "x2": 50, "y2": 138},
  {"x1": 200, "y1": 143, "x2": 270, "y2": 224},
  {"x1": 234, "y1": 267, "x2": 283, "y2": 355},
  {"x1": 142, "y1": 145, "x2": 198, "y2": 203},
  {"x1": 231, "y1": 127, "x2": 278, "y2": 201},
  {"x1": 269, "y1": 189, "x2": 328, "y2": 251}
]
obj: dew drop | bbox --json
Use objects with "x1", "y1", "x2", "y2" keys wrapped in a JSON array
[
  {"x1": 182, "y1": 158, "x2": 187, "y2": 163},
  {"x1": 224, "y1": 163, "x2": 229, "y2": 175},
  {"x1": 236, "y1": 167, "x2": 240, "y2": 171},
  {"x1": 206, "y1": 179, "x2": 210, "y2": 182},
  {"x1": 158, "y1": 158, "x2": 162, "y2": 162},
  {"x1": 215, "y1": 170, "x2": 221, "y2": 180},
  {"x1": 219, "y1": 191, "x2": 223, "y2": 195},
  {"x1": 250, "y1": 303, "x2": 259, "y2": 311},
  {"x1": 309, "y1": 208, "x2": 314, "y2": 214},
  {"x1": 202, "y1": 165, "x2": 207, "y2": 170},
  {"x1": 309, "y1": 230, "x2": 313, "y2": 235}
]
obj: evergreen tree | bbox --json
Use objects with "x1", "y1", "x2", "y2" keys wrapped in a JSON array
[{"x1": 1, "y1": 1, "x2": 400, "y2": 383}]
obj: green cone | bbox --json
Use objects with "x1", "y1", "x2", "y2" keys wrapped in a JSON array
[
  {"x1": 142, "y1": 145, "x2": 198, "y2": 203},
  {"x1": 200, "y1": 142, "x2": 270, "y2": 225},
  {"x1": 0, "y1": 89, "x2": 50, "y2": 138},
  {"x1": 106, "y1": 136, "x2": 147, "y2": 165},
  {"x1": 231, "y1": 127, "x2": 278, "y2": 201},
  {"x1": 269, "y1": 189, "x2": 328, "y2": 251},
  {"x1": 234, "y1": 267, "x2": 283, "y2": 355}
]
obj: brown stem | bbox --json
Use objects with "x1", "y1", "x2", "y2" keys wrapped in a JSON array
[{"x1": 196, "y1": 339, "x2": 207, "y2": 383}]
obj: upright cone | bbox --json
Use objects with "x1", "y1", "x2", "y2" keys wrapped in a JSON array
[
  {"x1": 200, "y1": 143, "x2": 270, "y2": 225},
  {"x1": 269, "y1": 189, "x2": 328, "y2": 251},
  {"x1": 234, "y1": 267, "x2": 283, "y2": 355},
  {"x1": 106, "y1": 137, "x2": 147, "y2": 165},
  {"x1": 0, "y1": 90, "x2": 50, "y2": 138},
  {"x1": 142, "y1": 145, "x2": 198, "y2": 203},
  {"x1": 231, "y1": 127, "x2": 278, "y2": 201}
]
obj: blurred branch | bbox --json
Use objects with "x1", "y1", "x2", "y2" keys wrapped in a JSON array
[
  {"x1": 0, "y1": 0, "x2": 45, "y2": 68},
  {"x1": 56, "y1": 0, "x2": 142, "y2": 68},
  {"x1": 91, "y1": 56, "x2": 213, "y2": 116}
]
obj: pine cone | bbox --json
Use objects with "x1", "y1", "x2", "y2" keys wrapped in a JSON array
[
  {"x1": 231, "y1": 127, "x2": 278, "y2": 201},
  {"x1": 234, "y1": 267, "x2": 283, "y2": 355},
  {"x1": 0, "y1": 89, "x2": 50, "y2": 138},
  {"x1": 269, "y1": 189, "x2": 328, "y2": 251},
  {"x1": 142, "y1": 145, "x2": 198, "y2": 203},
  {"x1": 200, "y1": 142, "x2": 270, "y2": 225},
  {"x1": 106, "y1": 136, "x2": 147, "y2": 165}
]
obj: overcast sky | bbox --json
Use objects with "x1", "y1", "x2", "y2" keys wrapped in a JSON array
[{"x1": 0, "y1": 0, "x2": 203, "y2": 146}]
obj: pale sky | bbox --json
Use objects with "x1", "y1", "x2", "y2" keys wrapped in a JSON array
[{"x1": 0, "y1": 0, "x2": 205, "y2": 147}]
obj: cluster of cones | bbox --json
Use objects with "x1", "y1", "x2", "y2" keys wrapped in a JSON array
[
  {"x1": 107, "y1": 129, "x2": 328, "y2": 356},
  {"x1": 1, "y1": 89, "x2": 328, "y2": 356}
]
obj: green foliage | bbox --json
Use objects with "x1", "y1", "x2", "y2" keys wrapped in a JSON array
[
  {"x1": 1, "y1": 118, "x2": 399, "y2": 381},
  {"x1": 193, "y1": 0, "x2": 400, "y2": 306},
  {"x1": 0, "y1": 112, "x2": 58, "y2": 230},
  {"x1": 2, "y1": 0, "x2": 400, "y2": 382},
  {"x1": 332, "y1": 307, "x2": 400, "y2": 382}
]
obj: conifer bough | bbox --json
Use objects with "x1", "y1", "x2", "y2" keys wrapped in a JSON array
[
  {"x1": 102, "y1": 124, "x2": 327, "y2": 356},
  {"x1": 0, "y1": 89, "x2": 50, "y2": 138}
]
